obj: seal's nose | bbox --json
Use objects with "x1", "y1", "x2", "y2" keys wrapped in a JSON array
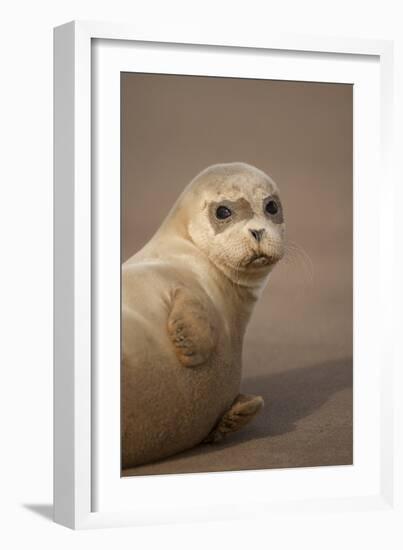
[{"x1": 249, "y1": 228, "x2": 265, "y2": 242}]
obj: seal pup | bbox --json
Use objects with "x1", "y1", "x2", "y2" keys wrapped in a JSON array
[{"x1": 122, "y1": 162, "x2": 285, "y2": 468}]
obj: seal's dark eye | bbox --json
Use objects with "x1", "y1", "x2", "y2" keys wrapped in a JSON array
[
  {"x1": 216, "y1": 205, "x2": 232, "y2": 220},
  {"x1": 265, "y1": 200, "x2": 278, "y2": 215}
]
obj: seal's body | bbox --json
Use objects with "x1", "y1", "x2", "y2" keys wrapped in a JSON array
[{"x1": 122, "y1": 163, "x2": 285, "y2": 468}]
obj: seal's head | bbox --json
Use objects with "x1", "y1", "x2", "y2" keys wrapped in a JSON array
[{"x1": 181, "y1": 162, "x2": 285, "y2": 286}]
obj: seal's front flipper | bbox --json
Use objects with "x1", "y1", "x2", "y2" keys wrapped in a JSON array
[
  {"x1": 204, "y1": 394, "x2": 264, "y2": 442},
  {"x1": 167, "y1": 287, "x2": 217, "y2": 367}
]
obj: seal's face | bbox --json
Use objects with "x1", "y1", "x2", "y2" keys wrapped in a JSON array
[{"x1": 188, "y1": 163, "x2": 285, "y2": 285}]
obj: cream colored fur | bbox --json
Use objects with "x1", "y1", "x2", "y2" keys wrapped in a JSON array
[{"x1": 122, "y1": 162, "x2": 285, "y2": 468}]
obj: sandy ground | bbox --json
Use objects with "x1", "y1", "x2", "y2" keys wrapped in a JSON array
[{"x1": 123, "y1": 364, "x2": 352, "y2": 476}]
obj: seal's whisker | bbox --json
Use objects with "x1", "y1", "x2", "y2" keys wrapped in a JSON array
[
  {"x1": 285, "y1": 249, "x2": 313, "y2": 283},
  {"x1": 280, "y1": 240, "x2": 314, "y2": 285}
]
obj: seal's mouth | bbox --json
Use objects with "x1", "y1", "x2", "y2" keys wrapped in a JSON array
[{"x1": 245, "y1": 252, "x2": 277, "y2": 268}]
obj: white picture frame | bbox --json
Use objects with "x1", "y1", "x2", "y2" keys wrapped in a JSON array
[{"x1": 54, "y1": 20, "x2": 399, "y2": 531}]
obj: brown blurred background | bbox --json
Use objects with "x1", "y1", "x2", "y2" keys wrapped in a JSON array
[{"x1": 121, "y1": 73, "x2": 353, "y2": 476}]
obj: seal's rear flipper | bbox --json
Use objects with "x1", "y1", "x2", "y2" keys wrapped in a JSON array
[
  {"x1": 167, "y1": 287, "x2": 217, "y2": 367},
  {"x1": 204, "y1": 394, "x2": 264, "y2": 443}
]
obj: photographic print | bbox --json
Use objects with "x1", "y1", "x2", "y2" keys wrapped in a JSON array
[{"x1": 121, "y1": 73, "x2": 353, "y2": 477}]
